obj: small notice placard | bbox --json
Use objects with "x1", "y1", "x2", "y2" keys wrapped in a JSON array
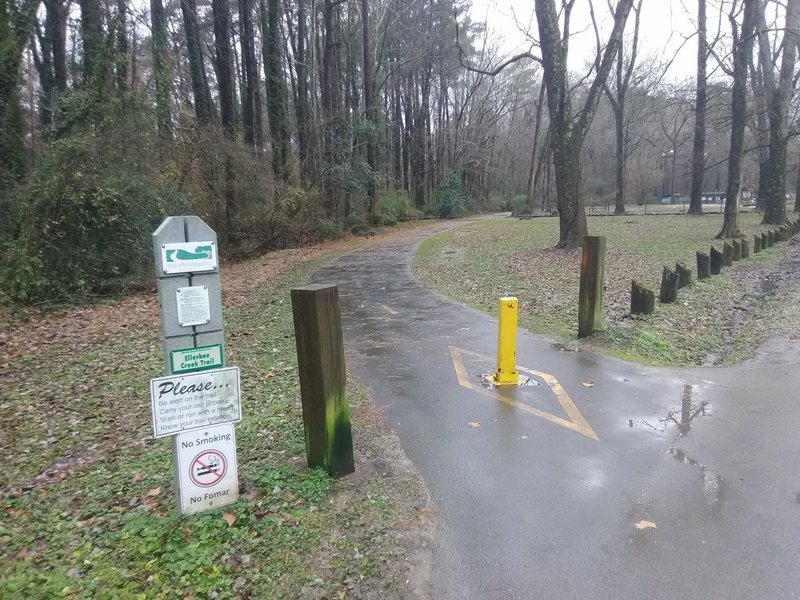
[
  {"x1": 161, "y1": 241, "x2": 217, "y2": 274},
  {"x1": 176, "y1": 423, "x2": 238, "y2": 514},
  {"x1": 170, "y1": 344, "x2": 224, "y2": 374},
  {"x1": 149, "y1": 366, "x2": 241, "y2": 438},
  {"x1": 177, "y1": 286, "x2": 211, "y2": 327}
]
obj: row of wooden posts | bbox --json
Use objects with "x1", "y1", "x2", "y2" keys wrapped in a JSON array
[{"x1": 577, "y1": 220, "x2": 800, "y2": 337}]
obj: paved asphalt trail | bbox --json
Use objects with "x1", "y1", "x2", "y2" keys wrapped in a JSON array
[{"x1": 311, "y1": 221, "x2": 800, "y2": 599}]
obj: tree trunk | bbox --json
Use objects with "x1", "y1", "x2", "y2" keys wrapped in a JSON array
[
  {"x1": 361, "y1": 0, "x2": 376, "y2": 216},
  {"x1": 535, "y1": 0, "x2": 634, "y2": 248},
  {"x1": 718, "y1": 0, "x2": 757, "y2": 239},
  {"x1": 553, "y1": 138, "x2": 588, "y2": 248},
  {"x1": 115, "y1": 0, "x2": 128, "y2": 92},
  {"x1": 761, "y1": 0, "x2": 799, "y2": 225},
  {"x1": 150, "y1": 0, "x2": 172, "y2": 139},
  {"x1": 212, "y1": 0, "x2": 235, "y2": 136},
  {"x1": 613, "y1": 104, "x2": 626, "y2": 214},
  {"x1": 688, "y1": 0, "x2": 707, "y2": 215},
  {"x1": 294, "y1": 0, "x2": 311, "y2": 180},
  {"x1": 180, "y1": 0, "x2": 212, "y2": 124},
  {"x1": 239, "y1": 0, "x2": 259, "y2": 149},
  {"x1": 79, "y1": 0, "x2": 104, "y2": 87}
]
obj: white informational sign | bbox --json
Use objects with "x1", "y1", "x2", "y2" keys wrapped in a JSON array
[
  {"x1": 160, "y1": 241, "x2": 217, "y2": 275},
  {"x1": 176, "y1": 423, "x2": 238, "y2": 514},
  {"x1": 150, "y1": 366, "x2": 241, "y2": 438},
  {"x1": 176, "y1": 286, "x2": 211, "y2": 327}
]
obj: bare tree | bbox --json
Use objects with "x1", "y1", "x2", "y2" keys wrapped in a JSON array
[
  {"x1": 535, "y1": 0, "x2": 635, "y2": 248},
  {"x1": 719, "y1": 0, "x2": 757, "y2": 238},
  {"x1": 757, "y1": 0, "x2": 800, "y2": 224},
  {"x1": 688, "y1": 0, "x2": 708, "y2": 214},
  {"x1": 602, "y1": 0, "x2": 643, "y2": 215}
]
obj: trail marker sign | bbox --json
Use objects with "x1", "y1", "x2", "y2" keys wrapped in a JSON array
[
  {"x1": 160, "y1": 241, "x2": 217, "y2": 274},
  {"x1": 176, "y1": 423, "x2": 238, "y2": 514},
  {"x1": 170, "y1": 344, "x2": 224, "y2": 374},
  {"x1": 152, "y1": 215, "x2": 239, "y2": 515}
]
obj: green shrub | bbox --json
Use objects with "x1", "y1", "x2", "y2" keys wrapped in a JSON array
[
  {"x1": 375, "y1": 190, "x2": 420, "y2": 225},
  {"x1": 434, "y1": 171, "x2": 465, "y2": 218},
  {"x1": 1, "y1": 106, "x2": 189, "y2": 302},
  {"x1": 316, "y1": 218, "x2": 343, "y2": 240}
]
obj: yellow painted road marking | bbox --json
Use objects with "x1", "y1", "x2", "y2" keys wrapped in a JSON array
[
  {"x1": 449, "y1": 346, "x2": 598, "y2": 440},
  {"x1": 381, "y1": 305, "x2": 399, "y2": 315}
]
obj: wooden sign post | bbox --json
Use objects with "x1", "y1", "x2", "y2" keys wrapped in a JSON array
[
  {"x1": 578, "y1": 236, "x2": 606, "y2": 338},
  {"x1": 291, "y1": 284, "x2": 354, "y2": 477},
  {"x1": 151, "y1": 216, "x2": 240, "y2": 515}
]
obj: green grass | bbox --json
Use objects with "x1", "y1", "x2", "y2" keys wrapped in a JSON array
[
  {"x1": 1, "y1": 250, "x2": 426, "y2": 598},
  {"x1": 414, "y1": 214, "x2": 798, "y2": 366}
]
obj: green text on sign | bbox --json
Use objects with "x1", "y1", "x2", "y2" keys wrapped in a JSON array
[{"x1": 170, "y1": 344, "x2": 224, "y2": 374}]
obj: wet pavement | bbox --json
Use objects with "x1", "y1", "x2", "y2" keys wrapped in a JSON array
[{"x1": 311, "y1": 221, "x2": 800, "y2": 599}]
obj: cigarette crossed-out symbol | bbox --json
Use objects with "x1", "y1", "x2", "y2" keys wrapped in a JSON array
[{"x1": 190, "y1": 450, "x2": 227, "y2": 487}]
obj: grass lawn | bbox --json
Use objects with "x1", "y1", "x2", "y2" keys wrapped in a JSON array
[
  {"x1": 414, "y1": 213, "x2": 800, "y2": 366},
  {"x1": 1, "y1": 229, "x2": 430, "y2": 598}
]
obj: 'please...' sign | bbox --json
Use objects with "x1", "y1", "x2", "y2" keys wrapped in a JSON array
[{"x1": 149, "y1": 366, "x2": 241, "y2": 438}]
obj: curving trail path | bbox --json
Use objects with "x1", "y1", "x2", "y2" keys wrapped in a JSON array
[{"x1": 312, "y1": 220, "x2": 800, "y2": 599}]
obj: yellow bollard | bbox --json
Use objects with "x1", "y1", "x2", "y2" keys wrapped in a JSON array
[{"x1": 492, "y1": 297, "x2": 519, "y2": 385}]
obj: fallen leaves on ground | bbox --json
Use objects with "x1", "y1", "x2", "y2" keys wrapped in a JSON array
[
  {"x1": 582, "y1": 381, "x2": 595, "y2": 387},
  {"x1": 635, "y1": 520, "x2": 658, "y2": 530},
  {"x1": 467, "y1": 421, "x2": 481, "y2": 428},
  {"x1": 222, "y1": 512, "x2": 237, "y2": 527}
]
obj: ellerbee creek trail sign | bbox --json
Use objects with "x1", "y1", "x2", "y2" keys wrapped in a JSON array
[{"x1": 150, "y1": 215, "x2": 240, "y2": 515}]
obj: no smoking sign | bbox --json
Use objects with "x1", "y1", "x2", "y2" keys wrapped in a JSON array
[
  {"x1": 190, "y1": 450, "x2": 227, "y2": 486},
  {"x1": 176, "y1": 423, "x2": 238, "y2": 514}
]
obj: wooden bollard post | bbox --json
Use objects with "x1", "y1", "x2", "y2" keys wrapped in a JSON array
[
  {"x1": 710, "y1": 246, "x2": 723, "y2": 275},
  {"x1": 768, "y1": 230, "x2": 775, "y2": 246},
  {"x1": 731, "y1": 239, "x2": 742, "y2": 261},
  {"x1": 291, "y1": 284, "x2": 354, "y2": 477},
  {"x1": 780, "y1": 225, "x2": 789, "y2": 241},
  {"x1": 754, "y1": 234, "x2": 762, "y2": 253},
  {"x1": 675, "y1": 261, "x2": 692, "y2": 287},
  {"x1": 741, "y1": 238, "x2": 750, "y2": 259},
  {"x1": 697, "y1": 251, "x2": 711, "y2": 278},
  {"x1": 722, "y1": 242, "x2": 734, "y2": 266},
  {"x1": 578, "y1": 236, "x2": 606, "y2": 338},
  {"x1": 762, "y1": 232, "x2": 769, "y2": 249},
  {"x1": 630, "y1": 280, "x2": 655, "y2": 315},
  {"x1": 659, "y1": 267, "x2": 679, "y2": 303}
]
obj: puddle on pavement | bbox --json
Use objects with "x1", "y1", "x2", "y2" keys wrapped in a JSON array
[
  {"x1": 626, "y1": 384, "x2": 711, "y2": 435},
  {"x1": 480, "y1": 375, "x2": 540, "y2": 389},
  {"x1": 669, "y1": 447, "x2": 725, "y2": 508}
]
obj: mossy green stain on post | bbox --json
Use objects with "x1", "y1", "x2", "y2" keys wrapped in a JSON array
[
  {"x1": 291, "y1": 284, "x2": 355, "y2": 477},
  {"x1": 578, "y1": 236, "x2": 606, "y2": 338}
]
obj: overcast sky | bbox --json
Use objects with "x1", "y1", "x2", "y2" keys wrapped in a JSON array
[{"x1": 469, "y1": 0, "x2": 699, "y2": 81}]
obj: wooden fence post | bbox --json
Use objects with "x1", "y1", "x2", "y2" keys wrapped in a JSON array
[
  {"x1": 722, "y1": 242, "x2": 734, "y2": 266},
  {"x1": 754, "y1": 234, "x2": 762, "y2": 253},
  {"x1": 291, "y1": 284, "x2": 355, "y2": 477},
  {"x1": 630, "y1": 280, "x2": 655, "y2": 315},
  {"x1": 578, "y1": 236, "x2": 606, "y2": 338},
  {"x1": 675, "y1": 262, "x2": 692, "y2": 287},
  {"x1": 710, "y1": 246, "x2": 723, "y2": 275},
  {"x1": 741, "y1": 238, "x2": 750, "y2": 259},
  {"x1": 697, "y1": 251, "x2": 711, "y2": 278},
  {"x1": 659, "y1": 267, "x2": 679, "y2": 303},
  {"x1": 731, "y1": 239, "x2": 742, "y2": 261}
]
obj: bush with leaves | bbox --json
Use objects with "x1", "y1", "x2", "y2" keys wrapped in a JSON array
[
  {"x1": 1, "y1": 96, "x2": 189, "y2": 302},
  {"x1": 434, "y1": 170, "x2": 466, "y2": 218}
]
